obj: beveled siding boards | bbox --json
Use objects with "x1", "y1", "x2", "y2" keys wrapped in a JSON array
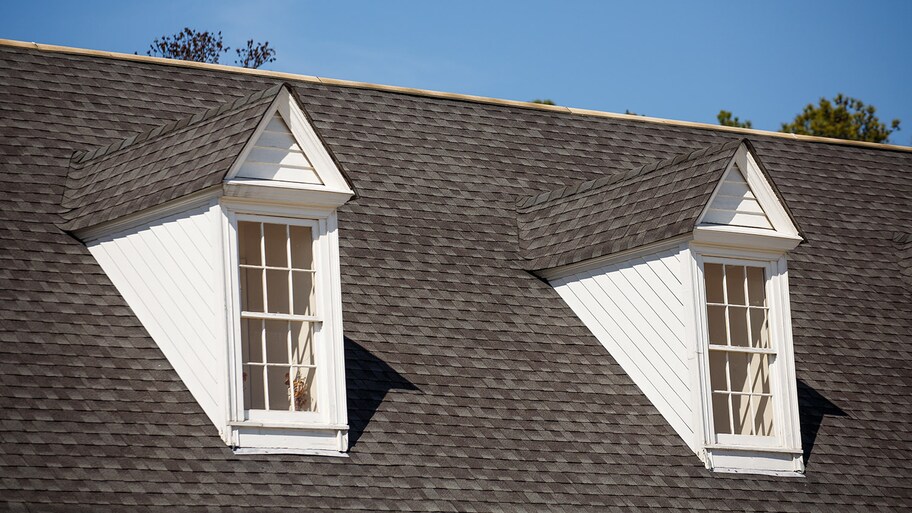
[
  {"x1": 551, "y1": 245, "x2": 697, "y2": 451},
  {"x1": 236, "y1": 113, "x2": 323, "y2": 184},
  {"x1": 702, "y1": 163, "x2": 773, "y2": 229},
  {"x1": 697, "y1": 143, "x2": 800, "y2": 238},
  {"x1": 87, "y1": 201, "x2": 225, "y2": 432}
]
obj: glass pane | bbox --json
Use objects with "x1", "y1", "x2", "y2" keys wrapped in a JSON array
[
  {"x1": 266, "y1": 269, "x2": 290, "y2": 314},
  {"x1": 241, "y1": 318, "x2": 263, "y2": 363},
  {"x1": 747, "y1": 267, "x2": 767, "y2": 307},
  {"x1": 728, "y1": 352, "x2": 750, "y2": 393},
  {"x1": 238, "y1": 221, "x2": 262, "y2": 266},
  {"x1": 750, "y1": 309, "x2": 770, "y2": 348},
  {"x1": 748, "y1": 353, "x2": 771, "y2": 395},
  {"x1": 244, "y1": 365, "x2": 265, "y2": 410},
  {"x1": 731, "y1": 394, "x2": 752, "y2": 435},
  {"x1": 729, "y1": 306, "x2": 749, "y2": 347},
  {"x1": 265, "y1": 320, "x2": 289, "y2": 364},
  {"x1": 240, "y1": 268, "x2": 264, "y2": 312},
  {"x1": 753, "y1": 395, "x2": 775, "y2": 436},
  {"x1": 291, "y1": 322, "x2": 315, "y2": 367},
  {"x1": 726, "y1": 265, "x2": 746, "y2": 305},
  {"x1": 293, "y1": 271, "x2": 315, "y2": 316},
  {"x1": 263, "y1": 223, "x2": 288, "y2": 268},
  {"x1": 707, "y1": 305, "x2": 728, "y2": 345},
  {"x1": 708, "y1": 350, "x2": 728, "y2": 392},
  {"x1": 290, "y1": 225, "x2": 314, "y2": 270},
  {"x1": 704, "y1": 263, "x2": 724, "y2": 304},
  {"x1": 712, "y1": 393, "x2": 731, "y2": 434},
  {"x1": 290, "y1": 366, "x2": 318, "y2": 412},
  {"x1": 267, "y1": 366, "x2": 292, "y2": 411}
]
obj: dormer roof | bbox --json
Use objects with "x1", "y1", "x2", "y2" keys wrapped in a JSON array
[
  {"x1": 60, "y1": 83, "x2": 352, "y2": 233},
  {"x1": 517, "y1": 139, "x2": 802, "y2": 273}
]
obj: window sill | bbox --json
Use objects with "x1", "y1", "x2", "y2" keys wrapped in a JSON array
[
  {"x1": 704, "y1": 445, "x2": 805, "y2": 474},
  {"x1": 233, "y1": 447, "x2": 349, "y2": 457},
  {"x1": 228, "y1": 422, "x2": 349, "y2": 453},
  {"x1": 705, "y1": 443, "x2": 802, "y2": 454},
  {"x1": 229, "y1": 420, "x2": 349, "y2": 431}
]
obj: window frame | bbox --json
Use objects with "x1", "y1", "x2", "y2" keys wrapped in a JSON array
[
  {"x1": 687, "y1": 243, "x2": 804, "y2": 473},
  {"x1": 234, "y1": 214, "x2": 324, "y2": 424},
  {"x1": 221, "y1": 201, "x2": 349, "y2": 450}
]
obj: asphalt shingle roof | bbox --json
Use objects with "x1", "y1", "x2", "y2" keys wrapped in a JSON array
[
  {"x1": 1, "y1": 43, "x2": 911, "y2": 512},
  {"x1": 60, "y1": 84, "x2": 282, "y2": 231},
  {"x1": 517, "y1": 139, "x2": 741, "y2": 271}
]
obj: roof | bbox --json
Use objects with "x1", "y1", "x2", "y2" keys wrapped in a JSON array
[
  {"x1": 61, "y1": 84, "x2": 282, "y2": 231},
  {"x1": 517, "y1": 139, "x2": 741, "y2": 271},
  {"x1": 2, "y1": 40, "x2": 912, "y2": 512}
]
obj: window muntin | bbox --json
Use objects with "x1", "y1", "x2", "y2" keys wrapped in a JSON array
[
  {"x1": 237, "y1": 220, "x2": 319, "y2": 414},
  {"x1": 704, "y1": 262, "x2": 776, "y2": 440}
]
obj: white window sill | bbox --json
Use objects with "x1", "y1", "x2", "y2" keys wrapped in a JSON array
[
  {"x1": 228, "y1": 422, "x2": 349, "y2": 454},
  {"x1": 712, "y1": 467, "x2": 804, "y2": 478},
  {"x1": 233, "y1": 447, "x2": 349, "y2": 457},
  {"x1": 229, "y1": 420, "x2": 349, "y2": 431}
]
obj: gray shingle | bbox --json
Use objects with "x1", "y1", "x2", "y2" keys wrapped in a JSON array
[
  {"x1": 517, "y1": 139, "x2": 741, "y2": 271},
  {"x1": 0, "y1": 43, "x2": 911, "y2": 512},
  {"x1": 59, "y1": 84, "x2": 284, "y2": 231}
]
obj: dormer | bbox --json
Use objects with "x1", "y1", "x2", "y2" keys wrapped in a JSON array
[
  {"x1": 518, "y1": 140, "x2": 806, "y2": 475},
  {"x1": 59, "y1": 84, "x2": 355, "y2": 455}
]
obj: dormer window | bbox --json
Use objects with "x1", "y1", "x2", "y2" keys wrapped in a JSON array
[
  {"x1": 68, "y1": 84, "x2": 354, "y2": 456},
  {"x1": 520, "y1": 139, "x2": 805, "y2": 476}
]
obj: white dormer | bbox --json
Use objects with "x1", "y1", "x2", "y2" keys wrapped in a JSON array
[
  {"x1": 545, "y1": 141, "x2": 806, "y2": 476},
  {"x1": 81, "y1": 86, "x2": 354, "y2": 456}
]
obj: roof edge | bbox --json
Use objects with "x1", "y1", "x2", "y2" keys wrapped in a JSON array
[{"x1": 4, "y1": 37, "x2": 911, "y2": 154}]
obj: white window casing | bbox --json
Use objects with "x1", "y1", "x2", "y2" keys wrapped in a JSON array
[
  {"x1": 685, "y1": 244, "x2": 804, "y2": 474},
  {"x1": 220, "y1": 201, "x2": 349, "y2": 454}
]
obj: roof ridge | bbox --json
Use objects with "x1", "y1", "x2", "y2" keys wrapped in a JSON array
[
  {"x1": 3, "y1": 38, "x2": 910, "y2": 154},
  {"x1": 70, "y1": 83, "x2": 283, "y2": 168},
  {"x1": 517, "y1": 139, "x2": 742, "y2": 210}
]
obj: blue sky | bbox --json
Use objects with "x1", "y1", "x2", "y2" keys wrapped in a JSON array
[{"x1": 2, "y1": 1, "x2": 910, "y2": 143}]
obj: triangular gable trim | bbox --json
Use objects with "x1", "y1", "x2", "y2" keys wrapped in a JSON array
[
  {"x1": 697, "y1": 142, "x2": 800, "y2": 237},
  {"x1": 226, "y1": 86, "x2": 353, "y2": 195}
]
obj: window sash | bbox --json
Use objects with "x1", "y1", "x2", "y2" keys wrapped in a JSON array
[
  {"x1": 233, "y1": 214, "x2": 325, "y2": 419},
  {"x1": 701, "y1": 257, "x2": 782, "y2": 446}
]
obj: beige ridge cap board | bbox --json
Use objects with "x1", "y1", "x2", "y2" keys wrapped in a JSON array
[{"x1": 3, "y1": 38, "x2": 911, "y2": 154}]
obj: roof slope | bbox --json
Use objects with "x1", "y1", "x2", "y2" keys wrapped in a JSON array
[
  {"x1": 1, "y1": 43, "x2": 911, "y2": 512},
  {"x1": 60, "y1": 84, "x2": 281, "y2": 231},
  {"x1": 518, "y1": 140, "x2": 741, "y2": 271}
]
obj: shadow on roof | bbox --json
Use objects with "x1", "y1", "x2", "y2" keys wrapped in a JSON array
[
  {"x1": 797, "y1": 378, "x2": 847, "y2": 468},
  {"x1": 344, "y1": 337, "x2": 419, "y2": 450}
]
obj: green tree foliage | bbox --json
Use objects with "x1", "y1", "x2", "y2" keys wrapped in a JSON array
[
  {"x1": 531, "y1": 99, "x2": 556, "y2": 105},
  {"x1": 780, "y1": 94, "x2": 900, "y2": 143},
  {"x1": 717, "y1": 110, "x2": 752, "y2": 129},
  {"x1": 144, "y1": 28, "x2": 277, "y2": 69}
]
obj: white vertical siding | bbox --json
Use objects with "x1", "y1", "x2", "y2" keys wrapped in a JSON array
[
  {"x1": 552, "y1": 246, "x2": 696, "y2": 450},
  {"x1": 237, "y1": 113, "x2": 323, "y2": 184},
  {"x1": 88, "y1": 201, "x2": 224, "y2": 430},
  {"x1": 701, "y1": 163, "x2": 773, "y2": 229}
]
